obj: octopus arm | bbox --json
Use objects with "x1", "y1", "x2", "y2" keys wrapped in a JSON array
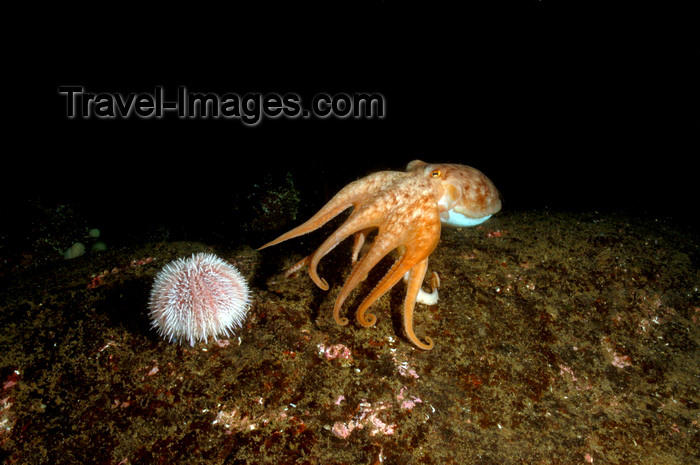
[
  {"x1": 337, "y1": 204, "x2": 441, "y2": 349},
  {"x1": 257, "y1": 171, "x2": 402, "y2": 251},
  {"x1": 331, "y1": 229, "x2": 413, "y2": 326},
  {"x1": 352, "y1": 243, "x2": 426, "y2": 328},
  {"x1": 351, "y1": 228, "x2": 372, "y2": 264},
  {"x1": 306, "y1": 210, "x2": 383, "y2": 291},
  {"x1": 257, "y1": 201, "x2": 354, "y2": 252},
  {"x1": 402, "y1": 258, "x2": 435, "y2": 350}
]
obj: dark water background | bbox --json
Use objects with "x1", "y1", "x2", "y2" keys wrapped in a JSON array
[{"x1": 6, "y1": 3, "x2": 696, "y2": 248}]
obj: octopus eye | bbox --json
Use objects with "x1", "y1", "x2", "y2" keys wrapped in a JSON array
[{"x1": 430, "y1": 169, "x2": 442, "y2": 178}]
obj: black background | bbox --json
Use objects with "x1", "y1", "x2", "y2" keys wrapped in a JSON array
[{"x1": 7, "y1": 3, "x2": 697, "y2": 248}]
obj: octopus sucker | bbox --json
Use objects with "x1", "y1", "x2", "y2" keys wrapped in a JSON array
[{"x1": 258, "y1": 160, "x2": 501, "y2": 350}]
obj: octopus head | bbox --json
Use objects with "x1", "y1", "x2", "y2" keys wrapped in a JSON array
[{"x1": 407, "y1": 160, "x2": 501, "y2": 227}]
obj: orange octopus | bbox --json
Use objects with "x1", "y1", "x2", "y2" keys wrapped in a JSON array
[{"x1": 258, "y1": 160, "x2": 501, "y2": 350}]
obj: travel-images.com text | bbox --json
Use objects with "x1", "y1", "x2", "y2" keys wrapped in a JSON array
[{"x1": 58, "y1": 86, "x2": 385, "y2": 126}]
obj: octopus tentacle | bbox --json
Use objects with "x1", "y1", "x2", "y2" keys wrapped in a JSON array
[
  {"x1": 307, "y1": 213, "x2": 381, "y2": 291},
  {"x1": 257, "y1": 201, "x2": 354, "y2": 251},
  {"x1": 351, "y1": 229, "x2": 372, "y2": 265},
  {"x1": 402, "y1": 257, "x2": 435, "y2": 350},
  {"x1": 257, "y1": 171, "x2": 402, "y2": 251},
  {"x1": 331, "y1": 230, "x2": 401, "y2": 326},
  {"x1": 283, "y1": 255, "x2": 311, "y2": 278},
  {"x1": 355, "y1": 247, "x2": 419, "y2": 327}
]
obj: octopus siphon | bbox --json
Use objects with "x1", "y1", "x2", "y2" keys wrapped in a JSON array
[{"x1": 258, "y1": 160, "x2": 501, "y2": 350}]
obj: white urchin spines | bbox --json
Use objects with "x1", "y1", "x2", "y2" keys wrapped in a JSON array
[{"x1": 148, "y1": 253, "x2": 251, "y2": 346}]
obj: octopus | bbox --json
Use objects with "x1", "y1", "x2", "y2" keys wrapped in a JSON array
[{"x1": 258, "y1": 160, "x2": 501, "y2": 350}]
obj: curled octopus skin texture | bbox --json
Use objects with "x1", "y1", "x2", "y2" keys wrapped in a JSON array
[{"x1": 258, "y1": 160, "x2": 501, "y2": 350}]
